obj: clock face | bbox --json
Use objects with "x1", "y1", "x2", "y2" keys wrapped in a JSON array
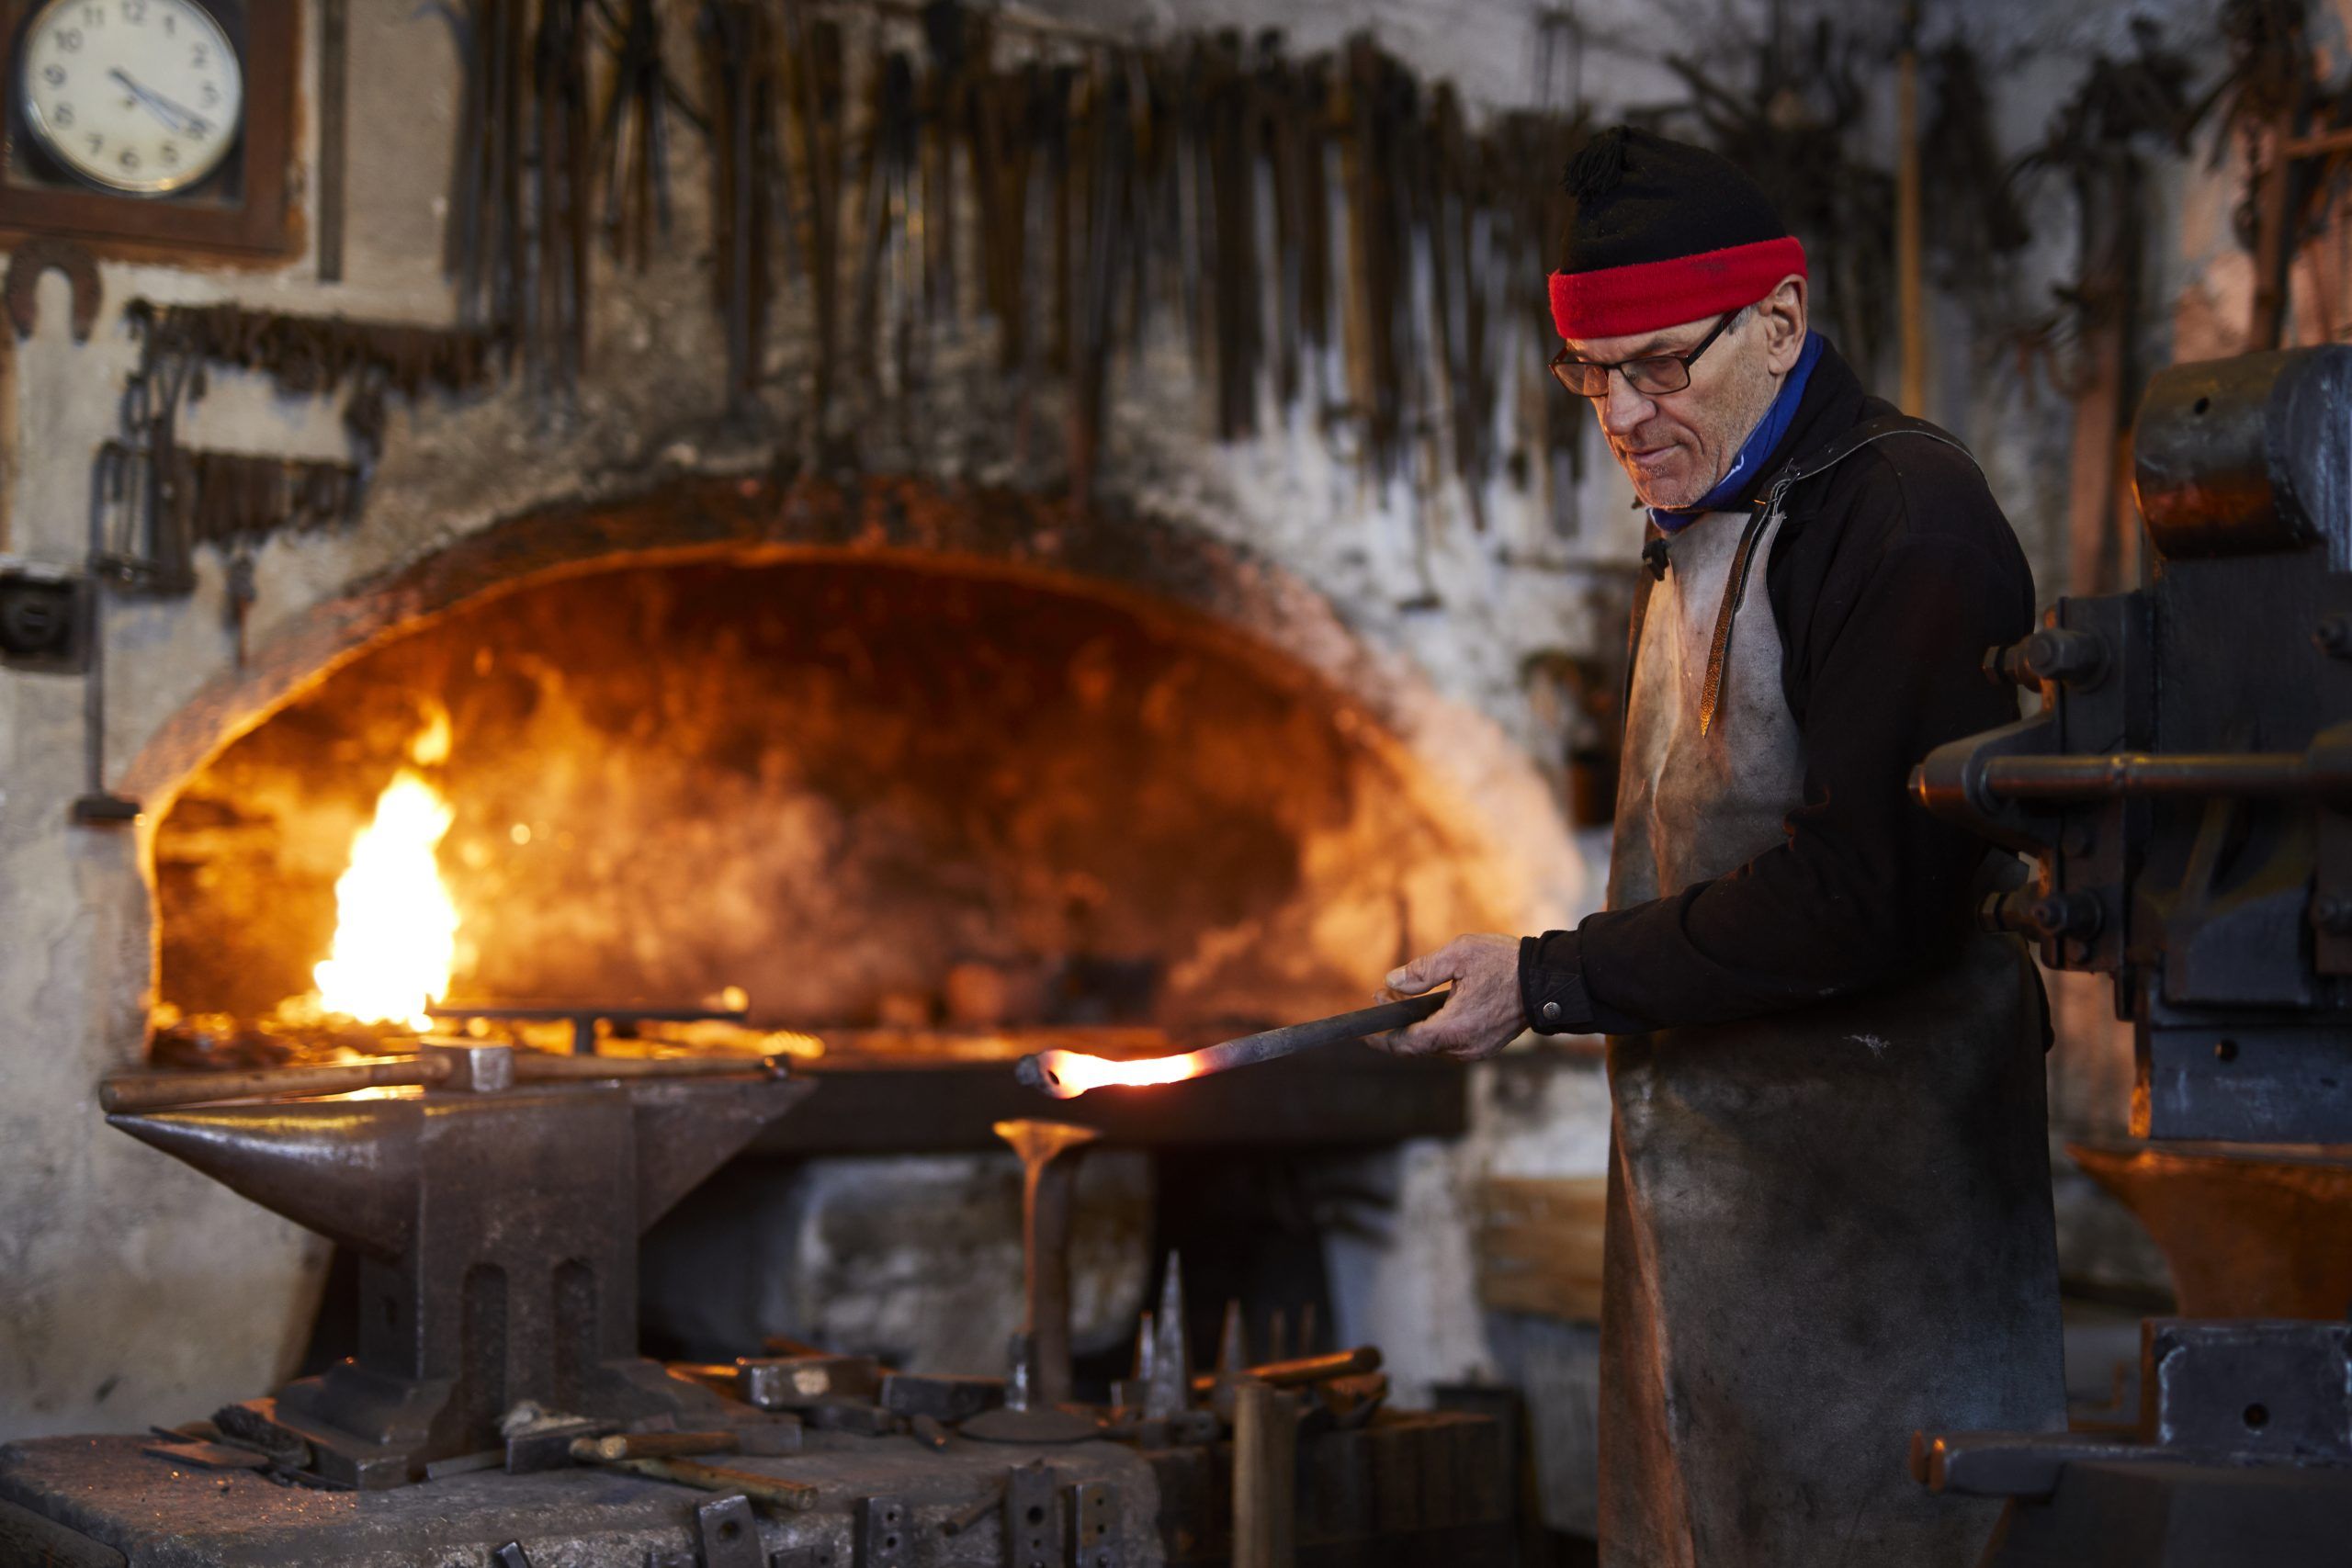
[{"x1": 17, "y1": 0, "x2": 243, "y2": 196}]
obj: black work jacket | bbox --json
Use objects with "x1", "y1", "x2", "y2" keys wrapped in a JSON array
[{"x1": 1520, "y1": 338, "x2": 2038, "y2": 1033}]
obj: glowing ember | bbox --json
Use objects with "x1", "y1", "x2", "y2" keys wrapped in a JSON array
[
  {"x1": 311, "y1": 771, "x2": 460, "y2": 1032},
  {"x1": 1025, "y1": 1047, "x2": 1205, "y2": 1100}
]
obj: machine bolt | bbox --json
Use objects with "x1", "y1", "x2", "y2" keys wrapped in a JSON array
[
  {"x1": 2028, "y1": 891, "x2": 2103, "y2": 940},
  {"x1": 2022, "y1": 627, "x2": 2109, "y2": 686}
]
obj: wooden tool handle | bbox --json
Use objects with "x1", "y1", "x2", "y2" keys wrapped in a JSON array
[
  {"x1": 571, "y1": 1430, "x2": 741, "y2": 1461},
  {"x1": 99, "y1": 1057, "x2": 446, "y2": 1113},
  {"x1": 1193, "y1": 1345, "x2": 1383, "y2": 1394}
]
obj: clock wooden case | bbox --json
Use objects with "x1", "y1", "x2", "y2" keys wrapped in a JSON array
[{"x1": 0, "y1": 0, "x2": 293, "y2": 260}]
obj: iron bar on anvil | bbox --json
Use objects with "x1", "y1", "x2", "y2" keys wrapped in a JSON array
[
  {"x1": 99, "y1": 1041, "x2": 786, "y2": 1113},
  {"x1": 1012, "y1": 991, "x2": 1447, "y2": 1100},
  {"x1": 428, "y1": 999, "x2": 750, "y2": 1055}
]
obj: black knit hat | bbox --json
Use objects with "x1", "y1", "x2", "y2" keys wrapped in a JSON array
[{"x1": 1549, "y1": 126, "x2": 1806, "y2": 340}]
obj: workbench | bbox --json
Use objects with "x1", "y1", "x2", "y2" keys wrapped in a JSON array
[{"x1": 0, "y1": 1410, "x2": 1511, "y2": 1567}]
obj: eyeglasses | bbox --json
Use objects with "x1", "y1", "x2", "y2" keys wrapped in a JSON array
[{"x1": 1550, "y1": 311, "x2": 1737, "y2": 399}]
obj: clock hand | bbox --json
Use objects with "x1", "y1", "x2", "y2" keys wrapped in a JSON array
[{"x1": 107, "y1": 67, "x2": 212, "y2": 138}]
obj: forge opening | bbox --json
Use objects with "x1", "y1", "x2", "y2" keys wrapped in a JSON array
[{"x1": 153, "y1": 554, "x2": 1497, "y2": 1041}]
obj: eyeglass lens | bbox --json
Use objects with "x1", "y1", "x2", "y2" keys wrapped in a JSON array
[{"x1": 1553, "y1": 357, "x2": 1690, "y2": 398}]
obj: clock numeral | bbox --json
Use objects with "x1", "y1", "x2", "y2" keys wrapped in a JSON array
[
  {"x1": 190, "y1": 43, "x2": 207, "y2": 66},
  {"x1": 200, "y1": 81, "x2": 217, "y2": 106},
  {"x1": 79, "y1": 4, "x2": 103, "y2": 21},
  {"x1": 161, "y1": 12, "x2": 174, "y2": 32},
  {"x1": 54, "y1": 26, "x2": 82, "y2": 49},
  {"x1": 118, "y1": 147, "x2": 138, "y2": 171},
  {"x1": 123, "y1": 0, "x2": 146, "y2": 19},
  {"x1": 85, "y1": 132, "x2": 101, "y2": 153},
  {"x1": 51, "y1": 102, "x2": 74, "y2": 126},
  {"x1": 159, "y1": 141, "x2": 177, "y2": 164},
  {"x1": 40, "y1": 64, "x2": 64, "y2": 85}
]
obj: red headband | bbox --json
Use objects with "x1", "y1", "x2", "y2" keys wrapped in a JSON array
[{"x1": 1548, "y1": 235, "x2": 1807, "y2": 341}]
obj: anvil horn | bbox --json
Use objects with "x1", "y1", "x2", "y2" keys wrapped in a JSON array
[
  {"x1": 629, "y1": 1076, "x2": 815, "y2": 1230},
  {"x1": 107, "y1": 1099, "x2": 421, "y2": 1259}
]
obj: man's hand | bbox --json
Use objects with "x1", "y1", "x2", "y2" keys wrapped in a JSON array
[{"x1": 1376, "y1": 933, "x2": 1526, "y2": 1060}]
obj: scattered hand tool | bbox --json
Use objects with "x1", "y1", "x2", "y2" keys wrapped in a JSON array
[
  {"x1": 1194, "y1": 1347, "x2": 1382, "y2": 1398},
  {"x1": 1015, "y1": 992, "x2": 1446, "y2": 1099},
  {"x1": 571, "y1": 1428, "x2": 797, "y2": 1462},
  {"x1": 140, "y1": 1438, "x2": 270, "y2": 1471},
  {"x1": 601, "y1": 1456, "x2": 820, "y2": 1512},
  {"x1": 941, "y1": 1484, "x2": 1001, "y2": 1538}
]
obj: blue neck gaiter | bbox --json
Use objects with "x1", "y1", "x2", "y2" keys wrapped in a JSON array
[{"x1": 1648, "y1": 330, "x2": 1825, "y2": 535}]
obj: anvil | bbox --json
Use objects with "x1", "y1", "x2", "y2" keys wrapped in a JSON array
[{"x1": 110, "y1": 1064, "x2": 811, "y2": 1487}]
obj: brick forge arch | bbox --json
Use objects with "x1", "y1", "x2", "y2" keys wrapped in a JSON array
[{"x1": 122, "y1": 471, "x2": 1580, "y2": 1038}]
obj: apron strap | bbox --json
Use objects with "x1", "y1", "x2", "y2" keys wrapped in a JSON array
[
  {"x1": 1698, "y1": 507, "x2": 1780, "y2": 736},
  {"x1": 1695, "y1": 412, "x2": 1981, "y2": 738}
]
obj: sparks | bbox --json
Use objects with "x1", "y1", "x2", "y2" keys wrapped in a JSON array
[{"x1": 311, "y1": 770, "x2": 460, "y2": 1032}]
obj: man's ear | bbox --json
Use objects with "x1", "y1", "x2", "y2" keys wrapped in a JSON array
[{"x1": 1758, "y1": 275, "x2": 1807, "y2": 376}]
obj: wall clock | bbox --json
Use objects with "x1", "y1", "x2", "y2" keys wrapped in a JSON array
[{"x1": 0, "y1": 0, "x2": 292, "y2": 259}]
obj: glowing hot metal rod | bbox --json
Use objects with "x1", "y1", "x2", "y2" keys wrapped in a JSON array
[{"x1": 1014, "y1": 991, "x2": 1449, "y2": 1100}]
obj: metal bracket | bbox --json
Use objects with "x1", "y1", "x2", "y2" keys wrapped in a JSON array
[
  {"x1": 771, "y1": 1548, "x2": 840, "y2": 1568},
  {"x1": 4, "y1": 236, "x2": 101, "y2": 342},
  {"x1": 1003, "y1": 1461, "x2": 1062, "y2": 1568},
  {"x1": 1067, "y1": 1481, "x2": 1122, "y2": 1568},
  {"x1": 695, "y1": 1494, "x2": 764, "y2": 1568},
  {"x1": 853, "y1": 1495, "x2": 908, "y2": 1567},
  {"x1": 0, "y1": 565, "x2": 87, "y2": 673}
]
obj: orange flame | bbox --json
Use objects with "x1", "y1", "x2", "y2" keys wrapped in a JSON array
[
  {"x1": 1028, "y1": 1047, "x2": 1205, "y2": 1100},
  {"x1": 311, "y1": 770, "x2": 460, "y2": 1032}
]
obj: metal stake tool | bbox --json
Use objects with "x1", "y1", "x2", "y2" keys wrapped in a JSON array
[{"x1": 993, "y1": 1118, "x2": 1099, "y2": 1406}]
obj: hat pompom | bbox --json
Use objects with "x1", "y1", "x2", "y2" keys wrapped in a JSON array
[{"x1": 1563, "y1": 128, "x2": 1631, "y2": 207}]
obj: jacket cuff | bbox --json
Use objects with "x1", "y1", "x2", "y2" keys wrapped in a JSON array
[{"x1": 1518, "y1": 931, "x2": 1594, "y2": 1034}]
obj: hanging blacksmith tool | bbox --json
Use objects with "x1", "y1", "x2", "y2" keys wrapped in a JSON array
[
  {"x1": 1067, "y1": 60, "x2": 1133, "y2": 511},
  {"x1": 918, "y1": 0, "x2": 981, "y2": 327},
  {"x1": 850, "y1": 51, "x2": 919, "y2": 411},
  {"x1": 530, "y1": 0, "x2": 594, "y2": 403},
  {"x1": 594, "y1": 0, "x2": 673, "y2": 271},
  {"x1": 1014, "y1": 991, "x2": 1444, "y2": 1099},
  {"x1": 783, "y1": 6, "x2": 848, "y2": 452},
  {"x1": 698, "y1": 0, "x2": 776, "y2": 421},
  {"x1": 318, "y1": 0, "x2": 349, "y2": 283}
]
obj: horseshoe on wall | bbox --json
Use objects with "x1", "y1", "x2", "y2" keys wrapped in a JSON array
[{"x1": 5, "y1": 237, "x2": 102, "y2": 343}]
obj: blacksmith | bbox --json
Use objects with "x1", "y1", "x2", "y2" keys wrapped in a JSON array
[{"x1": 1380, "y1": 127, "x2": 2066, "y2": 1566}]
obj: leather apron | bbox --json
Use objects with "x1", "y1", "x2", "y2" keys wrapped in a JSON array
[{"x1": 1596, "y1": 485, "x2": 2064, "y2": 1568}]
